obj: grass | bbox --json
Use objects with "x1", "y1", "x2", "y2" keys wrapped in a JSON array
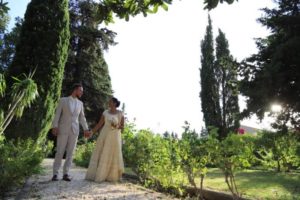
[
  {"x1": 125, "y1": 167, "x2": 300, "y2": 200},
  {"x1": 199, "y1": 168, "x2": 300, "y2": 200}
]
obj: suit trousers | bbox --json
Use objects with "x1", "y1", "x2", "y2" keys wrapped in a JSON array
[{"x1": 53, "y1": 131, "x2": 78, "y2": 176}]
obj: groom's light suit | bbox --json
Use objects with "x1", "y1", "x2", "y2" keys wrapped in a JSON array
[{"x1": 52, "y1": 96, "x2": 89, "y2": 176}]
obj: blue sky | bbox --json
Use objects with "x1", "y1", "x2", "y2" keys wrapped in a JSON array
[{"x1": 5, "y1": 0, "x2": 276, "y2": 134}]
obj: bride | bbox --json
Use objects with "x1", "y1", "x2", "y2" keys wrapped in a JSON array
[{"x1": 85, "y1": 97, "x2": 125, "y2": 182}]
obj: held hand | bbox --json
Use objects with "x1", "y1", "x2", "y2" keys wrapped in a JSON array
[
  {"x1": 52, "y1": 127, "x2": 59, "y2": 136},
  {"x1": 84, "y1": 130, "x2": 92, "y2": 138}
]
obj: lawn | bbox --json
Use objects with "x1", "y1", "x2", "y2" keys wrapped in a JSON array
[
  {"x1": 201, "y1": 168, "x2": 300, "y2": 200},
  {"x1": 125, "y1": 168, "x2": 300, "y2": 200}
]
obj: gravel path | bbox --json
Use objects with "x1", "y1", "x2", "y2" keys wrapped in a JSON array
[{"x1": 18, "y1": 159, "x2": 177, "y2": 200}]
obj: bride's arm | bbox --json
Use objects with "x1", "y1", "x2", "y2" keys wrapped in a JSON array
[{"x1": 91, "y1": 115, "x2": 105, "y2": 134}]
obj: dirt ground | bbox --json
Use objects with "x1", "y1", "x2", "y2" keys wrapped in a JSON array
[{"x1": 10, "y1": 159, "x2": 178, "y2": 200}]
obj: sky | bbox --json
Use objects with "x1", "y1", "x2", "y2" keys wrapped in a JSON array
[{"x1": 6, "y1": 0, "x2": 276, "y2": 134}]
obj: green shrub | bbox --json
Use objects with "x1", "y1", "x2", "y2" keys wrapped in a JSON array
[
  {"x1": 178, "y1": 123, "x2": 218, "y2": 199},
  {"x1": 122, "y1": 124, "x2": 184, "y2": 194},
  {"x1": 0, "y1": 134, "x2": 52, "y2": 195},
  {"x1": 255, "y1": 131, "x2": 300, "y2": 172},
  {"x1": 121, "y1": 122, "x2": 137, "y2": 167},
  {"x1": 73, "y1": 140, "x2": 95, "y2": 168},
  {"x1": 210, "y1": 132, "x2": 256, "y2": 199},
  {"x1": 0, "y1": 71, "x2": 46, "y2": 196}
]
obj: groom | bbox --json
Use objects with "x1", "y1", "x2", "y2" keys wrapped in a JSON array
[{"x1": 51, "y1": 83, "x2": 90, "y2": 181}]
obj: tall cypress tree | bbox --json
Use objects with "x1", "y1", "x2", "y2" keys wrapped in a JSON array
[
  {"x1": 200, "y1": 15, "x2": 222, "y2": 135},
  {"x1": 4, "y1": 0, "x2": 70, "y2": 139},
  {"x1": 0, "y1": 0, "x2": 9, "y2": 72},
  {"x1": 215, "y1": 29, "x2": 240, "y2": 137},
  {"x1": 63, "y1": 0, "x2": 114, "y2": 125}
]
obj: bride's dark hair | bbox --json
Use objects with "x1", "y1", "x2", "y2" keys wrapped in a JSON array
[{"x1": 111, "y1": 97, "x2": 121, "y2": 108}]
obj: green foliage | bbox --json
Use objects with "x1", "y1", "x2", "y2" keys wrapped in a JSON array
[
  {"x1": 94, "y1": 0, "x2": 172, "y2": 24},
  {"x1": 204, "y1": 0, "x2": 238, "y2": 10},
  {"x1": 0, "y1": 17, "x2": 22, "y2": 70},
  {"x1": 10, "y1": 74, "x2": 38, "y2": 117},
  {"x1": 239, "y1": 0, "x2": 300, "y2": 130},
  {"x1": 200, "y1": 17, "x2": 240, "y2": 139},
  {"x1": 0, "y1": 0, "x2": 9, "y2": 17},
  {"x1": 121, "y1": 121, "x2": 137, "y2": 167},
  {"x1": 0, "y1": 134, "x2": 52, "y2": 195},
  {"x1": 200, "y1": 15, "x2": 222, "y2": 136},
  {"x1": 256, "y1": 131, "x2": 300, "y2": 172},
  {"x1": 122, "y1": 123, "x2": 184, "y2": 194},
  {"x1": 91, "y1": 0, "x2": 238, "y2": 25},
  {"x1": 73, "y1": 140, "x2": 95, "y2": 168},
  {"x1": 211, "y1": 133, "x2": 256, "y2": 199},
  {"x1": 0, "y1": 71, "x2": 47, "y2": 195},
  {"x1": 0, "y1": 0, "x2": 9, "y2": 34},
  {"x1": 214, "y1": 133, "x2": 256, "y2": 170},
  {"x1": 0, "y1": 0, "x2": 9, "y2": 71},
  {"x1": 215, "y1": 29, "x2": 240, "y2": 137},
  {"x1": 0, "y1": 73, "x2": 38, "y2": 135},
  {"x1": 0, "y1": 73, "x2": 5, "y2": 96},
  {"x1": 179, "y1": 122, "x2": 216, "y2": 199},
  {"x1": 4, "y1": 0, "x2": 70, "y2": 139},
  {"x1": 63, "y1": 0, "x2": 113, "y2": 125}
]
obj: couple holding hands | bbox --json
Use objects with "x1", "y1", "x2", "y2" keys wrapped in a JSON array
[{"x1": 51, "y1": 83, "x2": 124, "y2": 183}]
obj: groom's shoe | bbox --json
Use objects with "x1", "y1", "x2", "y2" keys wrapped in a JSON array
[
  {"x1": 62, "y1": 174, "x2": 72, "y2": 181},
  {"x1": 51, "y1": 175, "x2": 58, "y2": 181}
]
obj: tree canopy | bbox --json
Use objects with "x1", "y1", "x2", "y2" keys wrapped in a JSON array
[
  {"x1": 239, "y1": 0, "x2": 300, "y2": 131},
  {"x1": 75, "y1": 0, "x2": 238, "y2": 25},
  {"x1": 4, "y1": 0, "x2": 70, "y2": 139},
  {"x1": 63, "y1": 0, "x2": 114, "y2": 124}
]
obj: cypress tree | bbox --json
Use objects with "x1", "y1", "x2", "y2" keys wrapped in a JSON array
[
  {"x1": 0, "y1": 0, "x2": 9, "y2": 72},
  {"x1": 63, "y1": 0, "x2": 113, "y2": 124},
  {"x1": 4, "y1": 0, "x2": 70, "y2": 139},
  {"x1": 215, "y1": 29, "x2": 240, "y2": 137},
  {"x1": 200, "y1": 15, "x2": 222, "y2": 135}
]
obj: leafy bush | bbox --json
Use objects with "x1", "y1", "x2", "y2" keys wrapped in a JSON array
[
  {"x1": 212, "y1": 133, "x2": 256, "y2": 199},
  {"x1": 122, "y1": 124, "x2": 184, "y2": 194},
  {"x1": 178, "y1": 122, "x2": 217, "y2": 199},
  {"x1": 0, "y1": 72, "x2": 49, "y2": 196},
  {"x1": 73, "y1": 140, "x2": 95, "y2": 168},
  {"x1": 255, "y1": 131, "x2": 300, "y2": 172},
  {"x1": 121, "y1": 122, "x2": 137, "y2": 167},
  {"x1": 0, "y1": 134, "x2": 52, "y2": 195}
]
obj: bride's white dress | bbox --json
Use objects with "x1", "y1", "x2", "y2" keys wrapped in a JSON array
[{"x1": 85, "y1": 110, "x2": 124, "y2": 182}]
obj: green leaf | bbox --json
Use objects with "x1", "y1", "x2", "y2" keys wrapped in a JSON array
[
  {"x1": 152, "y1": 4, "x2": 159, "y2": 13},
  {"x1": 0, "y1": 74, "x2": 6, "y2": 97},
  {"x1": 125, "y1": 13, "x2": 129, "y2": 21},
  {"x1": 161, "y1": 3, "x2": 168, "y2": 11}
]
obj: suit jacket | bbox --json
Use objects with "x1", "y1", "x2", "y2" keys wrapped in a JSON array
[{"x1": 52, "y1": 97, "x2": 89, "y2": 135}]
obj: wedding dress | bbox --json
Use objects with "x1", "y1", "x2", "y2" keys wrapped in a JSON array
[{"x1": 85, "y1": 110, "x2": 124, "y2": 182}]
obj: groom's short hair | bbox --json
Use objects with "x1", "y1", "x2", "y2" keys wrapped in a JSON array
[{"x1": 71, "y1": 83, "x2": 83, "y2": 92}]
